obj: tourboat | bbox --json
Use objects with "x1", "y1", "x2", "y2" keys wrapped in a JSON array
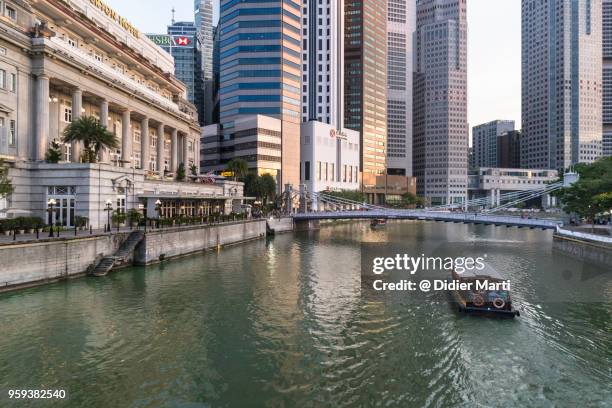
[
  {"x1": 370, "y1": 219, "x2": 387, "y2": 228},
  {"x1": 449, "y1": 265, "x2": 520, "y2": 318}
]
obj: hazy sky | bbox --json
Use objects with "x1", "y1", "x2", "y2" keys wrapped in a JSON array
[{"x1": 104, "y1": 0, "x2": 522, "y2": 128}]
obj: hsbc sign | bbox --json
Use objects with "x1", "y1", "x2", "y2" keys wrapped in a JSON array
[
  {"x1": 148, "y1": 35, "x2": 193, "y2": 47},
  {"x1": 175, "y1": 36, "x2": 191, "y2": 46}
]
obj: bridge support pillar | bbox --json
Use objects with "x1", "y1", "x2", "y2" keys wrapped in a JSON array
[{"x1": 294, "y1": 219, "x2": 320, "y2": 232}]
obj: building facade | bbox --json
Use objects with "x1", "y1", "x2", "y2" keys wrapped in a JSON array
[
  {"x1": 0, "y1": 0, "x2": 245, "y2": 227},
  {"x1": 603, "y1": 0, "x2": 612, "y2": 157},
  {"x1": 195, "y1": 0, "x2": 215, "y2": 125},
  {"x1": 497, "y1": 130, "x2": 522, "y2": 169},
  {"x1": 194, "y1": 0, "x2": 213, "y2": 81},
  {"x1": 386, "y1": 0, "x2": 416, "y2": 177},
  {"x1": 302, "y1": 0, "x2": 344, "y2": 129},
  {"x1": 202, "y1": 115, "x2": 283, "y2": 179},
  {"x1": 203, "y1": 0, "x2": 302, "y2": 191},
  {"x1": 472, "y1": 120, "x2": 515, "y2": 168},
  {"x1": 345, "y1": 0, "x2": 388, "y2": 187},
  {"x1": 468, "y1": 167, "x2": 559, "y2": 209},
  {"x1": 300, "y1": 121, "x2": 360, "y2": 194},
  {"x1": 413, "y1": 0, "x2": 468, "y2": 206},
  {"x1": 522, "y1": 0, "x2": 603, "y2": 169},
  {"x1": 147, "y1": 22, "x2": 205, "y2": 125}
]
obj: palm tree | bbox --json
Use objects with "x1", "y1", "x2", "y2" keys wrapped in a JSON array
[
  {"x1": 225, "y1": 158, "x2": 248, "y2": 181},
  {"x1": 62, "y1": 116, "x2": 119, "y2": 163}
]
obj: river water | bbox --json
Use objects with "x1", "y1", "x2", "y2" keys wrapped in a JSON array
[{"x1": 0, "y1": 221, "x2": 610, "y2": 407}]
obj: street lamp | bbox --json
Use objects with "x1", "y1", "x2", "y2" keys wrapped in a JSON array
[
  {"x1": 47, "y1": 198, "x2": 57, "y2": 237},
  {"x1": 104, "y1": 199, "x2": 113, "y2": 233}
]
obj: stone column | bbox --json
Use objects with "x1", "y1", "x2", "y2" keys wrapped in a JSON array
[
  {"x1": 99, "y1": 99, "x2": 109, "y2": 163},
  {"x1": 496, "y1": 189, "x2": 501, "y2": 207},
  {"x1": 157, "y1": 123, "x2": 165, "y2": 175},
  {"x1": 121, "y1": 110, "x2": 132, "y2": 168},
  {"x1": 35, "y1": 74, "x2": 50, "y2": 161},
  {"x1": 195, "y1": 135, "x2": 200, "y2": 175},
  {"x1": 71, "y1": 88, "x2": 82, "y2": 162},
  {"x1": 141, "y1": 117, "x2": 149, "y2": 170},
  {"x1": 183, "y1": 134, "x2": 189, "y2": 168},
  {"x1": 171, "y1": 129, "x2": 178, "y2": 172}
]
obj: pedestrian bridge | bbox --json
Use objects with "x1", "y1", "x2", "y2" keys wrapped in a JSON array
[{"x1": 293, "y1": 210, "x2": 562, "y2": 230}]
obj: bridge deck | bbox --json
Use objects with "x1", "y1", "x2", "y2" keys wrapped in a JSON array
[{"x1": 293, "y1": 210, "x2": 562, "y2": 230}]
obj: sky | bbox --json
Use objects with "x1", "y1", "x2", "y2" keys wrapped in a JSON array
[{"x1": 104, "y1": 0, "x2": 522, "y2": 129}]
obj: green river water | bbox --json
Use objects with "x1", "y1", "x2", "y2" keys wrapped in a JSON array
[{"x1": 0, "y1": 221, "x2": 610, "y2": 407}]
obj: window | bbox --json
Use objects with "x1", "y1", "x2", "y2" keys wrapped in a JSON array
[
  {"x1": 67, "y1": 37, "x2": 77, "y2": 48},
  {"x1": 9, "y1": 73, "x2": 15, "y2": 92},
  {"x1": 151, "y1": 135, "x2": 157, "y2": 148},
  {"x1": 188, "y1": 140, "x2": 194, "y2": 152},
  {"x1": 304, "y1": 161, "x2": 310, "y2": 181},
  {"x1": 63, "y1": 106, "x2": 72, "y2": 123},
  {"x1": 8, "y1": 120, "x2": 15, "y2": 145},
  {"x1": 133, "y1": 130, "x2": 141, "y2": 144},
  {"x1": 92, "y1": 50, "x2": 103, "y2": 62},
  {"x1": 64, "y1": 143, "x2": 72, "y2": 162},
  {"x1": 6, "y1": 6, "x2": 16, "y2": 21},
  {"x1": 133, "y1": 152, "x2": 141, "y2": 168},
  {"x1": 0, "y1": 117, "x2": 4, "y2": 128},
  {"x1": 0, "y1": 69, "x2": 5, "y2": 89}
]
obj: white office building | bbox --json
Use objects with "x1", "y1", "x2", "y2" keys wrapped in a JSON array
[{"x1": 300, "y1": 121, "x2": 360, "y2": 194}]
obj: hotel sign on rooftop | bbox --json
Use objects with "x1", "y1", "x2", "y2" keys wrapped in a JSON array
[{"x1": 88, "y1": 0, "x2": 140, "y2": 38}]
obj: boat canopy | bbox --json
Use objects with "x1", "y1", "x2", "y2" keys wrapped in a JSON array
[{"x1": 453, "y1": 263, "x2": 506, "y2": 281}]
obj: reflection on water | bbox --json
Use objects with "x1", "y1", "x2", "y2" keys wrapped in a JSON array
[{"x1": 0, "y1": 221, "x2": 610, "y2": 407}]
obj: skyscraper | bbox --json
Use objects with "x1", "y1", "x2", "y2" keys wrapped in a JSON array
[
  {"x1": 195, "y1": 0, "x2": 215, "y2": 125},
  {"x1": 202, "y1": 0, "x2": 302, "y2": 190},
  {"x1": 147, "y1": 22, "x2": 205, "y2": 124},
  {"x1": 413, "y1": 0, "x2": 468, "y2": 206},
  {"x1": 603, "y1": 0, "x2": 612, "y2": 157},
  {"x1": 497, "y1": 130, "x2": 523, "y2": 169},
  {"x1": 302, "y1": 0, "x2": 344, "y2": 129},
  {"x1": 345, "y1": 0, "x2": 388, "y2": 198},
  {"x1": 472, "y1": 120, "x2": 515, "y2": 168},
  {"x1": 386, "y1": 0, "x2": 416, "y2": 177},
  {"x1": 522, "y1": 0, "x2": 603, "y2": 169},
  {"x1": 194, "y1": 0, "x2": 214, "y2": 81}
]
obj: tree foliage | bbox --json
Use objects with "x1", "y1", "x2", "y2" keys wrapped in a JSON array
[
  {"x1": 0, "y1": 158, "x2": 13, "y2": 198},
  {"x1": 190, "y1": 163, "x2": 198, "y2": 177},
  {"x1": 226, "y1": 158, "x2": 249, "y2": 181},
  {"x1": 555, "y1": 157, "x2": 612, "y2": 222},
  {"x1": 176, "y1": 162, "x2": 186, "y2": 181},
  {"x1": 62, "y1": 116, "x2": 119, "y2": 163},
  {"x1": 244, "y1": 172, "x2": 277, "y2": 205},
  {"x1": 45, "y1": 140, "x2": 63, "y2": 163}
]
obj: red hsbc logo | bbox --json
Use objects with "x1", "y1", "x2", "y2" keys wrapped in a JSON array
[{"x1": 176, "y1": 37, "x2": 191, "y2": 46}]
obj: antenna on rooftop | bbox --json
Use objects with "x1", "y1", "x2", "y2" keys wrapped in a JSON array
[{"x1": 171, "y1": 7, "x2": 176, "y2": 25}]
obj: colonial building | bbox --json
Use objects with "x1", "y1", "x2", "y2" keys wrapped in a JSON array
[{"x1": 0, "y1": 0, "x2": 244, "y2": 227}]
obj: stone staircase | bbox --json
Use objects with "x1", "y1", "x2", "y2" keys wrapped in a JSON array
[{"x1": 91, "y1": 231, "x2": 144, "y2": 277}]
